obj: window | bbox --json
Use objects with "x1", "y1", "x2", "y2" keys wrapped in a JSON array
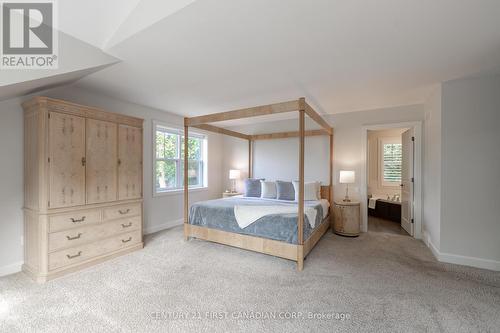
[
  {"x1": 380, "y1": 138, "x2": 402, "y2": 186},
  {"x1": 154, "y1": 122, "x2": 207, "y2": 194}
]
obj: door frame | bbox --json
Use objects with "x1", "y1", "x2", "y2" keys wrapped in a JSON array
[{"x1": 360, "y1": 121, "x2": 422, "y2": 239}]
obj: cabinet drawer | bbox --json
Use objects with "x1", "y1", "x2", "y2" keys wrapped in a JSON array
[
  {"x1": 48, "y1": 216, "x2": 141, "y2": 252},
  {"x1": 49, "y1": 230, "x2": 142, "y2": 270},
  {"x1": 49, "y1": 210, "x2": 101, "y2": 232},
  {"x1": 103, "y1": 203, "x2": 141, "y2": 220},
  {"x1": 108, "y1": 216, "x2": 142, "y2": 234}
]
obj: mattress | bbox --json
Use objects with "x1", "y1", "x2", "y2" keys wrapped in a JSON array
[{"x1": 188, "y1": 196, "x2": 329, "y2": 244}]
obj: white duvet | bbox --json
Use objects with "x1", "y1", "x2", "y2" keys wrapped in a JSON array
[{"x1": 233, "y1": 198, "x2": 330, "y2": 229}]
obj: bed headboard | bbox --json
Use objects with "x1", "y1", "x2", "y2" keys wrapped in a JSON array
[{"x1": 320, "y1": 185, "x2": 332, "y2": 202}]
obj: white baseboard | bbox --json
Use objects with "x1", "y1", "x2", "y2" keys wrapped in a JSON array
[
  {"x1": 438, "y1": 252, "x2": 500, "y2": 271},
  {"x1": 422, "y1": 230, "x2": 441, "y2": 260},
  {"x1": 144, "y1": 218, "x2": 183, "y2": 235},
  {"x1": 0, "y1": 261, "x2": 23, "y2": 277},
  {"x1": 422, "y1": 230, "x2": 500, "y2": 271}
]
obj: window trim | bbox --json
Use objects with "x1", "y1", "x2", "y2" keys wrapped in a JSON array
[
  {"x1": 152, "y1": 120, "x2": 208, "y2": 197},
  {"x1": 378, "y1": 137, "x2": 402, "y2": 188}
]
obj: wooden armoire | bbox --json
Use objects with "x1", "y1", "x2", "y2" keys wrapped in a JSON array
[{"x1": 22, "y1": 97, "x2": 144, "y2": 282}]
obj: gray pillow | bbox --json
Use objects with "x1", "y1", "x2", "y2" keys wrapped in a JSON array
[
  {"x1": 244, "y1": 178, "x2": 264, "y2": 197},
  {"x1": 276, "y1": 181, "x2": 295, "y2": 201}
]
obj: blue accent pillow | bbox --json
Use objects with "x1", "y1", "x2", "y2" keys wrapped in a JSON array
[
  {"x1": 244, "y1": 178, "x2": 264, "y2": 197},
  {"x1": 276, "y1": 181, "x2": 295, "y2": 201}
]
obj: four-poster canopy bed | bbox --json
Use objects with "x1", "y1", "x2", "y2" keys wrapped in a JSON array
[{"x1": 183, "y1": 97, "x2": 334, "y2": 271}]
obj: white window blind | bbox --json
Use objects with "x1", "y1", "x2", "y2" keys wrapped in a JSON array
[{"x1": 383, "y1": 143, "x2": 402, "y2": 183}]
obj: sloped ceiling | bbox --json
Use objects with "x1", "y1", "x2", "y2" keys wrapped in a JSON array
[
  {"x1": 3, "y1": 0, "x2": 500, "y2": 117},
  {"x1": 0, "y1": 31, "x2": 119, "y2": 100}
]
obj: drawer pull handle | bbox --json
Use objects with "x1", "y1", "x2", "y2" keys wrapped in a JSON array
[
  {"x1": 66, "y1": 233, "x2": 82, "y2": 240},
  {"x1": 70, "y1": 216, "x2": 86, "y2": 223},
  {"x1": 66, "y1": 251, "x2": 82, "y2": 259},
  {"x1": 119, "y1": 209, "x2": 131, "y2": 215},
  {"x1": 122, "y1": 237, "x2": 132, "y2": 243},
  {"x1": 121, "y1": 222, "x2": 132, "y2": 228}
]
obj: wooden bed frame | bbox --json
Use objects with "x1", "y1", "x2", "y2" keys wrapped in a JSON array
[{"x1": 183, "y1": 98, "x2": 334, "y2": 271}]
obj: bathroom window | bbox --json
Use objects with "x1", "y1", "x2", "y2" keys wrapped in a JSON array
[{"x1": 379, "y1": 138, "x2": 402, "y2": 187}]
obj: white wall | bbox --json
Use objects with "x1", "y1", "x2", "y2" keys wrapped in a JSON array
[
  {"x1": 440, "y1": 74, "x2": 500, "y2": 267},
  {"x1": 0, "y1": 97, "x2": 24, "y2": 275},
  {"x1": 253, "y1": 137, "x2": 330, "y2": 185},
  {"x1": 327, "y1": 105, "x2": 424, "y2": 203},
  {"x1": 423, "y1": 85, "x2": 442, "y2": 252},
  {"x1": 0, "y1": 85, "x2": 223, "y2": 275},
  {"x1": 222, "y1": 119, "x2": 331, "y2": 192},
  {"x1": 222, "y1": 136, "x2": 250, "y2": 193}
]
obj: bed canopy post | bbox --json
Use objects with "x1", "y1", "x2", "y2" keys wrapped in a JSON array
[
  {"x1": 248, "y1": 139, "x2": 253, "y2": 178},
  {"x1": 297, "y1": 97, "x2": 306, "y2": 271},
  {"x1": 183, "y1": 121, "x2": 189, "y2": 241},
  {"x1": 329, "y1": 132, "x2": 334, "y2": 215}
]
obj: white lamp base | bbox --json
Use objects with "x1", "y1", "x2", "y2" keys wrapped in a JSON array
[{"x1": 343, "y1": 184, "x2": 351, "y2": 202}]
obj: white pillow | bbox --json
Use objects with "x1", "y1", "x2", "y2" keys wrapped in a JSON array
[
  {"x1": 260, "y1": 181, "x2": 277, "y2": 199},
  {"x1": 292, "y1": 181, "x2": 320, "y2": 201}
]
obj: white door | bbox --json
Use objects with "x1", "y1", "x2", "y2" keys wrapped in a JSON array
[{"x1": 401, "y1": 128, "x2": 414, "y2": 236}]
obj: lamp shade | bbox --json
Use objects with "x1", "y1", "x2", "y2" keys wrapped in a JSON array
[
  {"x1": 229, "y1": 169, "x2": 241, "y2": 180},
  {"x1": 339, "y1": 170, "x2": 355, "y2": 184}
]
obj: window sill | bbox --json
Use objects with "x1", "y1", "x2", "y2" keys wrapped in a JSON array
[{"x1": 153, "y1": 187, "x2": 209, "y2": 197}]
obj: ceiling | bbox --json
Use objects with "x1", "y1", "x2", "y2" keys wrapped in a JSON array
[{"x1": 3, "y1": 0, "x2": 500, "y2": 117}]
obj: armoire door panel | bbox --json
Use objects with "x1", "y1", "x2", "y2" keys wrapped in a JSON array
[
  {"x1": 86, "y1": 119, "x2": 118, "y2": 204},
  {"x1": 118, "y1": 125, "x2": 142, "y2": 200},
  {"x1": 49, "y1": 112, "x2": 86, "y2": 208}
]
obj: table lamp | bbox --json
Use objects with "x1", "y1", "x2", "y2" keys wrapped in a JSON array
[
  {"x1": 339, "y1": 170, "x2": 355, "y2": 202},
  {"x1": 229, "y1": 169, "x2": 241, "y2": 193}
]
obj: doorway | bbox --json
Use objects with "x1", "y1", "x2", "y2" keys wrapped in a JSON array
[{"x1": 360, "y1": 122, "x2": 422, "y2": 239}]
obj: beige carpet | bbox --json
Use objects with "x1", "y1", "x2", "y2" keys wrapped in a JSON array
[{"x1": 1, "y1": 225, "x2": 499, "y2": 333}]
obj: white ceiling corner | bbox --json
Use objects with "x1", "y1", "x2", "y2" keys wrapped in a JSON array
[
  {"x1": 1, "y1": 0, "x2": 200, "y2": 101},
  {"x1": 0, "y1": 63, "x2": 115, "y2": 101},
  {"x1": 104, "y1": 0, "x2": 198, "y2": 50},
  {"x1": 0, "y1": 29, "x2": 119, "y2": 100},
  {"x1": 58, "y1": 0, "x2": 142, "y2": 50}
]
